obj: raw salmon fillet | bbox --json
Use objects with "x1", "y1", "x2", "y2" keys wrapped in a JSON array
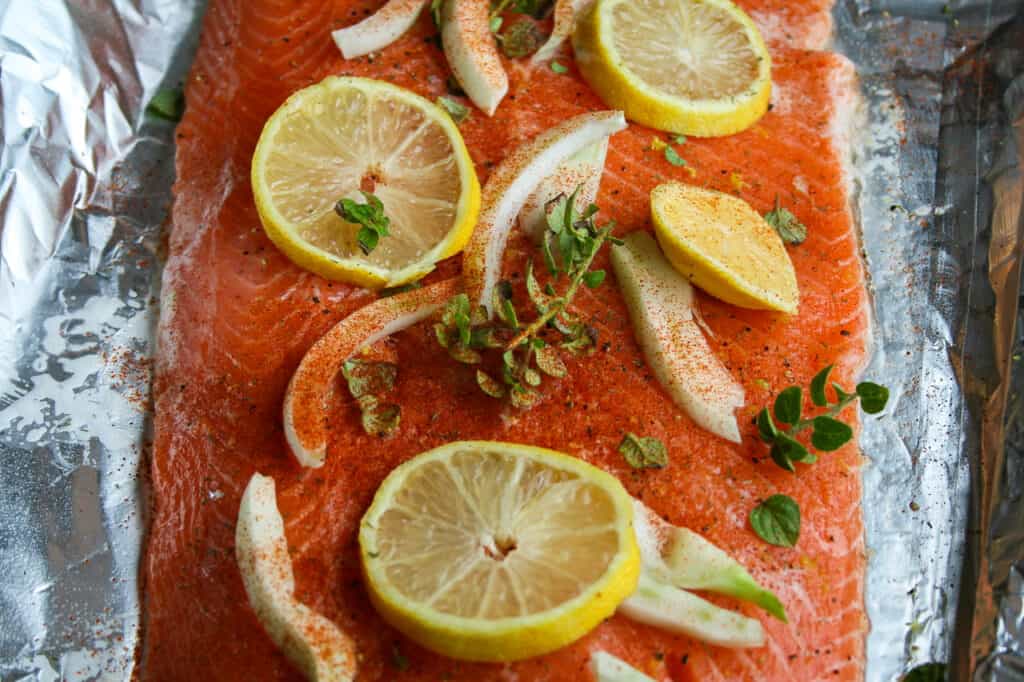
[{"x1": 142, "y1": 1, "x2": 869, "y2": 680}]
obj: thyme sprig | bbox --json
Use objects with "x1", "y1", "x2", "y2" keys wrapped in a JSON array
[
  {"x1": 757, "y1": 365, "x2": 889, "y2": 472},
  {"x1": 434, "y1": 187, "x2": 618, "y2": 407}
]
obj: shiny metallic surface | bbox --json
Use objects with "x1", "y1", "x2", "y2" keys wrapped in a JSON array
[
  {"x1": 0, "y1": 1, "x2": 204, "y2": 678},
  {"x1": 0, "y1": 1, "x2": 1020, "y2": 681}
]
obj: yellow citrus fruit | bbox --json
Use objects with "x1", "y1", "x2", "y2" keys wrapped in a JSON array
[
  {"x1": 650, "y1": 182, "x2": 799, "y2": 313},
  {"x1": 359, "y1": 441, "x2": 640, "y2": 662},
  {"x1": 252, "y1": 76, "x2": 480, "y2": 288},
  {"x1": 573, "y1": 0, "x2": 771, "y2": 137}
]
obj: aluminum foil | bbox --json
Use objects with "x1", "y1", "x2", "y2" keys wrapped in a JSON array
[
  {"x1": 0, "y1": 1, "x2": 205, "y2": 679},
  {"x1": 0, "y1": 1, "x2": 1020, "y2": 681}
]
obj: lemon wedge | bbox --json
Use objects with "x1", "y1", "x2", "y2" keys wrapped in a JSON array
[
  {"x1": 332, "y1": 0, "x2": 430, "y2": 59},
  {"x1": 442, "y1": 0, "x2": 509, "y2": 116},
  {"x1": 283, "y1": 279, "x2": 460, "y2": 468},
  {"x1": 252, "y1": 76, "x2": 480, "y2": 288},
  {"x1": 573, "y1": 0, "x2": 771, "y2": 137},
  {"x1": 462, "y1": 110, "x2": 626, "y2": 314},
  {"x1": 359, "y1": 441, "x2": 640, "y2": 662},
  {"x1": 236, "y1": 474, "x2": 358, "y2": 681},
  {"x1": 650, "y1": 182, "x2": 799, "y2": 313}
]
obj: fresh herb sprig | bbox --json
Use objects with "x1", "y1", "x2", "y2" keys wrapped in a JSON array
[
  {"x1": 757, "y1": 365, "x2": 889, "y2": 472},
  {"x1": 764, "y1": 195, "x2": 807, "y2": 245},
  {"x1": 335, "y1": 191, "x2": 390, "y2": 255},
  {"x1": 342, "y1": 360, "x2": 401, "y2": 436},
  {"x1": 434, "y1": 187, "x2": 617, "y2": 407}
]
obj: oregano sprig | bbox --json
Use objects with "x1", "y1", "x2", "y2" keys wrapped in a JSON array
[
  {"x1": 757, "y1": 365, "x2": 889, "y2": 472},
  {"x1": 434, "y1": 187, "x2": 616, "y2": 408},
  {"x1": 342, "y1": 359, "x2": 401, "y2": 436},
  {"x1": 335, "y1": 191, "x2": 390, "y2": 255}
]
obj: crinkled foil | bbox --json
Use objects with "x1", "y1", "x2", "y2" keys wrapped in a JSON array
[
  {"x1": 0, "y1": 1, "x2": 204, "y2": 679},
  {"x1": 0, "y1": 1, "x2": 1021, "y2": 681}
]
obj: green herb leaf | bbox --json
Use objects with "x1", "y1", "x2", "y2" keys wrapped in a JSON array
[
  {"x1": 379, "y1": 281, "x2": 423, "y2": 298},
  {"x1": 856, "y1": 382, "x2": 889, "y2": 414},
  {"x1": 810, "y1": 364, "x2": 833, "y2": 407},
  {"x1": 773, "y1": 386, "x2": 802, "y2": 425},
  {"x1": 769, "y1": 432, "x2": 814, "y2": 472},
  {"x1": 664, "y1": 146, "x2": 687, "y2": 167},
  {"x1": 756, "y1": 408, "x2": 779, "y2": 444},
  {"x1": 433, "y1": 323, "x2": 450, "y2": 349},
  {"x1": 673, "y1": 134, "x2": 687, "y2": 144},
  {"x1": 470, "y1": 327, "x2": 502, "y2": 349},
  {"x1": 550, "y1": 61, "x2": 568, "y2": 74},
  {"x1": 336, "y1": 191, "x2": 391, "y2": 255},
  {"x1": 810, "y1": 416, "x2": 853, "y2": 451},
  {"x1": 498, "y1": 17, "x2": 545, "y2": 58},
  {"x1": 534, "y1": 345, "x2": 567, "y2": 378},
  {"x1": 476, "y1": 370, "x2": 506, "y2": 398},
  {"x1": 750, "y1": 495, "x2": 800, "y2": 547},
  {"x1": 510, "y1": 386, "x2": 540, "y2": 409},
  {"x1": 342, "y1": 360, "x2": 398, "y2": 398},
  {"x1": 902, "y1": 663, "x2": 947, "y2": 682},
  {"x1": 618, "y1": 433, "x2": 668, "y2": 469},
  {"x1": 360, "y1": 399, "x2": 399, "y2": 436},
  {"x1": 489, "y1": 15, "x2": 503, "y2": 32},
  {"x1": 764, "y1": 198, "x2": 807, "y2": 245},
  {"x1": 448, "y1": 344, "x2": 482, "y2": 364},
  {"x1": 147, "y1": 88, "x2": 185, "y2": 121},
  {"x1": 437, "y1": 95, "x2": 470, "y2": 124},
  {"x1": 583, "y1": 269, "x2": 606, "y2": 288}
]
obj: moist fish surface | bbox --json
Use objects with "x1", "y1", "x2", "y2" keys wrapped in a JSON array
[{"x1": 143, "y1": 1, "x2": 869, "y2": 680}]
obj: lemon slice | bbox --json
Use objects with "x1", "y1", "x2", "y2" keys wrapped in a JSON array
[
  {"x1": 572, "y1": 0, "x2": 771, "y2": 137},
  {"x1": 462, "y1": 110, "x2": 626, "y2": 314},
  {"x1": 252, "y1": 76, "x2": 481, "y2": 288},
  {"x1": 442, "y1": 0, "x2": 509, "y2": 116},
  {"x1": 283, "y1": 279, "x2": 460, "y2": 468},
  {"x1": 236, "y1": 474, "x2": 358, "y2": 681},
  {"x1": 332, "y1": 0, "x2": 430, "y2": 59},
  {"x1": 359, "y1": 441, "x2": 640, "y2": 662},
  {"x1": 650, "y1": 182, "x2": 799, "y2": 313}
]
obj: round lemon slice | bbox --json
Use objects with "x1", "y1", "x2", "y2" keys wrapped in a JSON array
[
  {"x1": 252, "y1": 76, "x2": 481, "y2": 288},
  {"x1": 572, "y1": 0, "x2": 771, "y2": 137},
  {"x1": 359, "y1": 441, "x2": 640, "y2": 662},
  {"x1": 650, "y1": 182, "x2": 799, "y2": 313}
]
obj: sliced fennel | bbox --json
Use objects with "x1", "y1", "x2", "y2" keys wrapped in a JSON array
[
  {"x1": 619, "y1": 573, "x2": 765, "y2": 649},
  {"x1": 634, "y1": 500, "x2": 787, "y2": 621},
  {"x1": 590, "y1": 651, "x2": 656, "y2": 682},
  {"x1": 609, "y1": 231, "x2": 745, "y2": 442}
]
